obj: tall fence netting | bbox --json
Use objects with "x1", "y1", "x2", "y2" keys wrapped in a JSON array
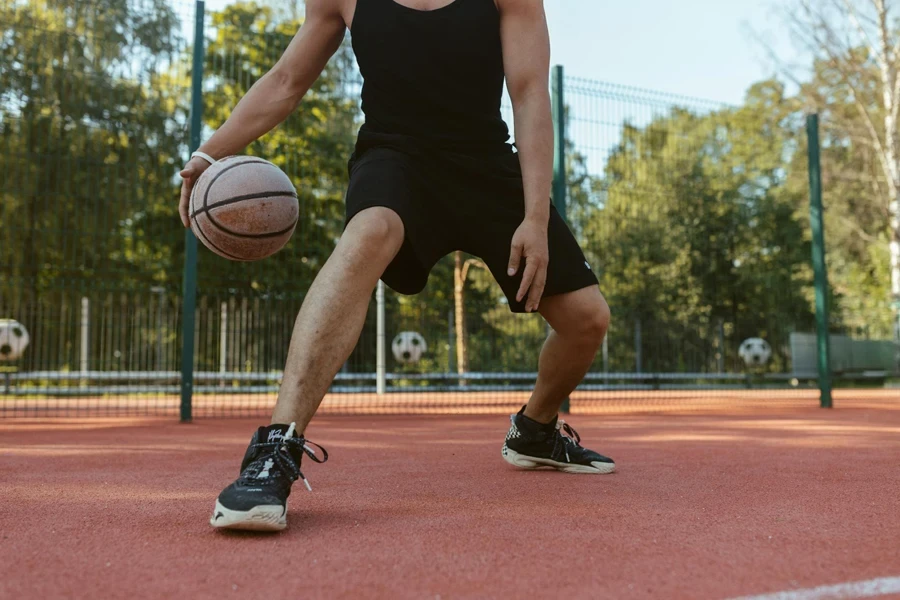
[{"x1": 1, "y1": 0, "x2": 897, "y2": 417}]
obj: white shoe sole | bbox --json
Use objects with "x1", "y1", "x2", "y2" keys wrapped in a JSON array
[
  {"x1": 209, "y1": 500, "x2": 287, "y2": 532},
  {"x1": 502, "y1": 444, "x2": 616, "y2": 474}
]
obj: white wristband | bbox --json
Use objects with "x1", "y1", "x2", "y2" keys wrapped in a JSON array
[{"x1": 191, "y1": 151, "x2": 217, "y2": 165}]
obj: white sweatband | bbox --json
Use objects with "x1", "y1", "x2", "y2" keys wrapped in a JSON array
[{"x1": 191, "y1": 151, "x2": 217, "y2": 165}]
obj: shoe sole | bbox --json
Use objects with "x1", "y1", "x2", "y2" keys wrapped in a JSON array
[
  {"x1": 209, "y1": 500, "x2": 287, "y2": 532},
  {"x1": 502, "y1": 444, "x2": 616, "y2": 474}
]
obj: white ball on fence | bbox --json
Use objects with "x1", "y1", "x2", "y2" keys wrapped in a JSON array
[
  {"x1": 738, "y1": 337, "x2": 772, "y2": 368},
  {"x1": 391, "y1": 331, "x2": 427, "y2": 364},
  {"x1": 0, "y1": 319, "x2": 30, "y2": 362}
]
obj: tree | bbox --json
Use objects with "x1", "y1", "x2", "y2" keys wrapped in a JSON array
[
  {"x1": 198, "y1": 2, "x2": 359, "y2": 294},
  {"x1": 586, "y1": 82, "x2": 814, "y2": 372},
  {"x1": 0, "y1": 0, "x2": 189, "y2": 370},
  {"x1": 779, "y1": 0, "x2": 900, "y2": 339},
  {"x1": 452, "y1": 251, "x2": 486, "y2": 377},
  {"x1": 183, "y1": 2, "x2": 362, "y2": 371},
  {"x1": 0, "y1": 0, "x2": 186, "y2": 292}
]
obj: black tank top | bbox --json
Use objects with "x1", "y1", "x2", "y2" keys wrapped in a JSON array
[{"x1": 350, "y1": 0, "x2": 511, "y2": 154}]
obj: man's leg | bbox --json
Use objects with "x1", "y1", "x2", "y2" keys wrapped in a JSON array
[
  {"x1": 500, "y1": 285, "x2": 615, "y2": 474},
  {"x1": 210, "y1": 206, "x2": 405, "y2": 531},
  {"x1": 524, "y1": 285, "x2": 610, "y2": 423},
  {"x1": 270, "y1": 207, "x2": 405, "y2": 429}
]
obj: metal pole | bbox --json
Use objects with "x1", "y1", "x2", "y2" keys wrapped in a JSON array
[
  {"x1": 447, "y1": 307, "x2": 455, "y2": 373},
  {"x1": 634, "y1": 317, "x2": 642, "y2": 374},
  {"x1": 180, "y1": 0, "x2": 205, "y2": 423},
  {"x1": 219, "y1": 301, "x2": 227, "y2": 387},
  {"x1": 80, "y1": 297, "x2": 89, "y2": 386},
  {"x1": 551, "y1": 65, "x2": 567, "y2": 223},
  {"x1": 806, "y1": 114, "x2": 833, "y2": 409},
  {"x1": 152, "y1": 287, "x2": 165, "y2": 372},
  {"x1": 376, "y1": 281, "x2": 386, "y2": 395},
  {"x1": 717, "y1": 319, "x2": 725, "y2": 373},
  {"x1": 602, "y1": 334, "x2": 609, "y2": 385},
  {"x1": 552, "y1": 65, "x2": 571, "y2": 413}
]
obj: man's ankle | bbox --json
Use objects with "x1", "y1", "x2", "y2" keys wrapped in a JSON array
[{"x1": 521, "y1": 406, "x2": 558, "y2": 429}]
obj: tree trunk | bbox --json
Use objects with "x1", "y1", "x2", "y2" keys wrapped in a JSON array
[
  {"x1": 880, "y1": 132, "x2": 900, "y2": 340},
  {"x1": 871, "y1": 0, "x2": 900, "y2": 337},
  {"x1": 890, "y1": 195, "x2": 900, "y2": 333},
  {"x1": 453, "y1": 251, "x2": 468, "y2": 377}
]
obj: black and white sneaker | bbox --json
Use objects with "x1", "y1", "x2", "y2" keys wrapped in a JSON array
[
  {"x1": 501, "y1": 407, "x2": 615, "y2": 474},
  {"x1": 210, "y1": 422, "x2": 328, "y2": 532}
]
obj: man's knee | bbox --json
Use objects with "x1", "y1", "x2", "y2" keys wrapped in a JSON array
[
  {"x1": 544, "y1": 287, "x2": 610, "y2": 347},
  {"x1": 581, "y1": 294, "x2": 610, "y2": 346},
  {"x1": 343, "y1": 207, "x2": 405, "y2": 258}
]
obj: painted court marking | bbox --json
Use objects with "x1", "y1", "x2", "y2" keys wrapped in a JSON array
[{"x1": 730, "y1": 576, "x2": 900, "y2": 600}]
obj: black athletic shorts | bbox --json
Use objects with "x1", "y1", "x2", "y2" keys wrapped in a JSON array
[{"x1": 344, "y1": 132, "x2": 598, "y2": 313}]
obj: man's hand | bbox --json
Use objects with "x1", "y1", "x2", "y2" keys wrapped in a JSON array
[
  {"x1": 499, "y1": 0, "x2": 553, "y2": 313},
  {"x1": 178, "y1": 157, "x2": 213, "y2": 228},
  {"x1": 507, "y1": 218, "x2": 549, "y2": 312},
  {"x1": 175, "y1": 0, "x2": 347, "y2": 229}
]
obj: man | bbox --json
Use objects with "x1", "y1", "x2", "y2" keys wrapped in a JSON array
[{"x1": 179, "y1": 0, "x2": 615, "y2": 532}]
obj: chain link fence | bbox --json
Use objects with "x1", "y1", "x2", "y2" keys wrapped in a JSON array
[{"x1": 1, "y1": 0, "x2": 896, "y2": 417}]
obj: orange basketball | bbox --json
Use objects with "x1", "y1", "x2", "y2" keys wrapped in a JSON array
[{"x1": 189, "y1": 156, "x2": 299, "y2": 261}]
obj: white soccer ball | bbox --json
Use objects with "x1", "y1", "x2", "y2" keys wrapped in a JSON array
[
  {"x1": 739, "y1": 337, "x2": 772, "y2": 368},
  {"x1": 391, "y1": 331, "x2": 427, "y2": 364},
  {"x1": 0, "y1": 319, "x2": 30, "y2": 362}
]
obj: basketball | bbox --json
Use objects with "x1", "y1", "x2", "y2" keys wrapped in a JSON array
[{"x1": 189, "y1": 156, "x2": 299, "y2": 261}]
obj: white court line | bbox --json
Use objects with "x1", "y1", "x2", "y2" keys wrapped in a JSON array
[{"x1": 729, "y1": 576, "x2": 900, "y2": 600}]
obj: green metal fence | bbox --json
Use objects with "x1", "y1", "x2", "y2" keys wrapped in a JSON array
[
  {"x1": 1, "y1": 0, "x2": 897, "y2": 418},
  {"x1": 1, "y1": 0, "x2": 196, "y2": 415}
]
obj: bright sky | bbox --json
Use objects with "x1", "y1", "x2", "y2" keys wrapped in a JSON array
[
  {"x1": 544, "y1": 0, "x2": 797, "y2": 104},
  {"x1": 202, "y1": 0, "x2": 801, "y2": 105}
]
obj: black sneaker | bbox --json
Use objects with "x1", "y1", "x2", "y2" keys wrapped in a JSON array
[
  {"x1": 210, "y1": 422, "x2": 328, "y2": 531},
  {"x1": 501, "y1": 407, "x2": 615, "y2": 474}
]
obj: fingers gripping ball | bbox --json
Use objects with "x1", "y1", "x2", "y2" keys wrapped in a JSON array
[
  {"x1": 738, "y1": 338, "x2": 772, "y2": 368},
  {"x1": 392, "y1": 332, "x2": 427, "y2": 364},
  {"x1": 0, "y1": 319, "x2": 30, "y2": 361},
  {"x1": 189, "y1": 156, "x2": 299, "y2": 262}
]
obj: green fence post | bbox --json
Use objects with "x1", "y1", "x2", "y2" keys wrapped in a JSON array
[
  {"x1": 806, "y1": 114, "x2": 833, "y2": 409},
  {"x1": 180, "y1": 0, "x2": 205, "y2": 423},
  {"x1": 551, "y1": 65, "x2": 567, "y2": 223},
  {"x1": 551, "y1": 65, "x2": 571, "y2": 414}
]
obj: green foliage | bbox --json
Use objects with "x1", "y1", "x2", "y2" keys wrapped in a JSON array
[
  {"x1": 198, "y1": 2, "x2": 358, "y2": 294},
  {"x1": 579, "y1": 81, "x2": 814, "y2": 372},
  {"x1": 793, "y1": 54, "x2": 894, "y2": 338},
  {"x1": 0, "y1": 0, "x2": 187, "y2": 295},
  {"x1": 1, "y1": 0, "x2": 893, "y2": 380},
  {"x1": 0, "y1": 0, "x2": 190, "y2": 371},
  {"x1": 189, "y1": 2, "x2": 364, "y2": 370}
]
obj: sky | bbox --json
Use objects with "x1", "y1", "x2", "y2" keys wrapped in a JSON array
[
  {"x1": 543, "y1": 0, "x2": 799, "y2": 104},
  {"x1": 201, "y1": 0, "x2": 803, "y2": 105}
]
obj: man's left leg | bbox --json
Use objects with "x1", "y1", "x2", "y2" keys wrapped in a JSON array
[
  {"x1": 527, "y1": 285, "x2": 609, "y2": 422},
  {"x1": 501, "y1": 285, "x2": 616, "y2": 474}
]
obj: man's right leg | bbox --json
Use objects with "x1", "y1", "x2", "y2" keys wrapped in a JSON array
[
  {"x1": 271, "y1": 206, "x2": 405, "y2": 431},
  {"x1": 211, "y1": 207, "x2": 404, "y2": 531}
]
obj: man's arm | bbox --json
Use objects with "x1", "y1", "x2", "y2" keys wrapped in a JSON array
[
  {"x1": 179, "y1": 0, "x2": 346, "y2": 227},
  {"x1": 497, "y1": 0, "x2": 552, "y2": 312}
]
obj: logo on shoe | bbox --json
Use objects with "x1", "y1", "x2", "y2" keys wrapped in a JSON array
[
  {"x1": 267, "y1": 430, "x2": 284, "y2": 443},
  {"x1": 259, "y1": 459, "x2": 274, "y2": 479}
]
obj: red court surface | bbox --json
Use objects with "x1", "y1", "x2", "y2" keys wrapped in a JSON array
[{"x1": 2, "y1": 398, "x2": 899, "y2": 599}]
